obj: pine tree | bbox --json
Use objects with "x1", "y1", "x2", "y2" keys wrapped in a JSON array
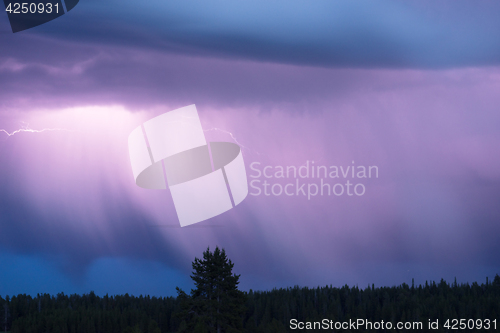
[
  {"x1": 4, "y1": 295, "x2": 9, "y2": 333},
  {"x1": 176, "y1": 246, "x2": 247, "y2": 333}
]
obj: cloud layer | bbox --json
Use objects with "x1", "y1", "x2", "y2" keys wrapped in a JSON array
[
  {"x1": 3, "y1": 0, "x2": 500, "y2": 68},
  {"x1": 1, "y1": 1, "x2": 500, "y2": 296}
]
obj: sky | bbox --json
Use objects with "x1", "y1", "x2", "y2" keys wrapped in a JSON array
[{"x1": 1, "y1": 0, "x2": 500, "y2": 297}]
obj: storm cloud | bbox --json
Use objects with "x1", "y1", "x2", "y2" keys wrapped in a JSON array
[{"x1": 1, "y1": 0, "x2": 500, "y2": 296}]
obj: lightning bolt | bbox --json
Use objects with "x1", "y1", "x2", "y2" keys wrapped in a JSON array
[
  {"x1": 203, "y1": 127, "x2": 260, "y2": 156},
  {"x1": 0, "y1": 122, "x2": 72, "y2": 137},
  {"x1": 145, "y1": 114, "x2": 259, "y2": 155},
  {"x1": 203, "y1": 127, "x2": 246, "y2": 149}
]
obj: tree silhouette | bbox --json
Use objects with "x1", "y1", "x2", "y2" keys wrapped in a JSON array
[
  {"x1": 1, "y1": 274, "x2": 499, "y2": 332},
  {"x1": 176, "y1": 246, "x2": 247, "y2": 333}
]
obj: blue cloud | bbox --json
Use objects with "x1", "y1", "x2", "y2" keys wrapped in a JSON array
[{"x1": 13, "y1": 0, "x2": 500, "y2": 68}]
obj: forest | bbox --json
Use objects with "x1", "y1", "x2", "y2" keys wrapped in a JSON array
[{"x1": 1, "y1": 275, "x2": 499, "y2": 332}]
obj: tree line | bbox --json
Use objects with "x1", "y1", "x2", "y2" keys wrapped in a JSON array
[{"x1": 1, "y1": 248, "x2": 499, "y2": 332}]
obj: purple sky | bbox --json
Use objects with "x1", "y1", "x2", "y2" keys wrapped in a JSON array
[{"x1": 1, "y1": 0, "x2": 500, "y2": 297}]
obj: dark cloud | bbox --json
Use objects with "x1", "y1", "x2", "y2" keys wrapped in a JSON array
[
  {"x1": 0, "y1": 35, "x2": 369, "y2": 113},
  {"x1": 4, "y1": 33, "x2": 498, "y2": 117},
  {"x1": 5, "y1": 0, "x2": 500, "y2": 69}
]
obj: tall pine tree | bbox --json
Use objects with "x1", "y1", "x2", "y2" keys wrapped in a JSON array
[{"x1": 176, "y1": 246, "x2": 246, "y2": 333}]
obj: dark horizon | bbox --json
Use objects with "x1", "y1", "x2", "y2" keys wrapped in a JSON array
[{"x1": 2, "y1": 274, "x2": 499, "y2": 332}]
